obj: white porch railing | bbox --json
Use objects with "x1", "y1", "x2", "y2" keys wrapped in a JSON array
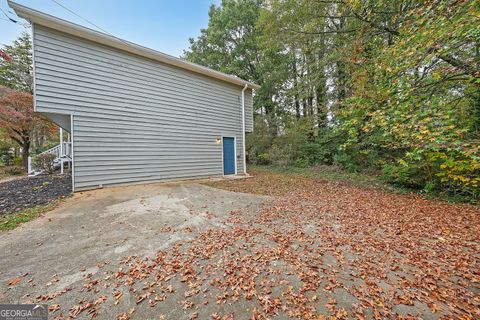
[
  {"x1": 28, "y1": 127, "x2": 72, "y2": 176},
  {"x1": 28, "y1": 142, "x2": 72, "y2": 175},
  {"x1": 38, "y1": 142, "x2": 72, "y2": 158}
]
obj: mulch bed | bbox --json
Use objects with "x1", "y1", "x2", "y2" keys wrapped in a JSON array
[{"x1": 0, "y1": 174, "x2": 72, "y2": 215}]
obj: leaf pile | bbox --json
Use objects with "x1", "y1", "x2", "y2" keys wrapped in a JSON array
[
  {"x1": 20, "y1": 170, "x2": 480, "y2": 319},
  {"x1": 205, "y1": 170, "x2": 480, "y2": 318}
]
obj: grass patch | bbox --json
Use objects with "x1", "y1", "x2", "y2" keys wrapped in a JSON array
[{"x1": 0, "y1": 201, "x2": 60, "y2": 231}]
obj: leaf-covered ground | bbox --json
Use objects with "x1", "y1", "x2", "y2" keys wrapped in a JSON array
[
  {"x1": 3, "y1": 169, "x2": 479, "y2": 319},
  {"x1": 203, "y1": 169, "x2": 480, "y2": 319}
]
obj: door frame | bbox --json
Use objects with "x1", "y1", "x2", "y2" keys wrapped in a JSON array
[{"x1": 221, "y1": 135, "x2": 237, "y2": 176}]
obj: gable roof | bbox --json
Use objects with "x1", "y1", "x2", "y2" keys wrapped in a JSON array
[{"x1": 8, "y1": 1, "x2": 260, "y2": 90}]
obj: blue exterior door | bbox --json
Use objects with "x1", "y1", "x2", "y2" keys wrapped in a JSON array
[{"x1": 223, "y1": 137, "x2": 235, "y2": 175}]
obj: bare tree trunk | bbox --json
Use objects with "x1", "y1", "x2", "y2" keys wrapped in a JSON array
[
  {"x1": 307, "y1": 94, "x2": 314, "y2": 123},
  {"x1": 293, "y1": 58, "x2": 301, "y2": 119},
  {"x1": 295, "y1": 97, "x2": 300, "y2": 119},
  {"x1": 316, "y1": 83, "x2": 327, "y2": 127},
  {"x1": 21, "y1": 140, "x2": 30, "y2": 171}
]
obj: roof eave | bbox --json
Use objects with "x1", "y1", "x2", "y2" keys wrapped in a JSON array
[{"x1": 7, "y1": 0, "x2": 261, "y2": 91}]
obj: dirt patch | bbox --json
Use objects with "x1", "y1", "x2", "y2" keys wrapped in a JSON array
[{"x1": 0, "y1": 174, "x2": 71, "y2": 215}]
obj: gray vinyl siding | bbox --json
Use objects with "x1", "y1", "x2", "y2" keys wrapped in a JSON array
[{"x1": 33, "y1": 24, "x2": 254, "y2": 190}]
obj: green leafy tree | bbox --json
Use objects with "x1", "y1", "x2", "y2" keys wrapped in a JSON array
[
  {"x1": 184, "y1": 0, "x2": 262, "y2": 81},
  {"x1": 184, "y1": 0, "x2": 291, "y2": 123},
  {"x1": 186, "y1": 0, "x2": 480, "y2": 198},
  {"x1": 0, "y1": 31, "x2": 33, "y2": 93},
  {"x1": 338, "y1": 0, "x2": 480, "y2": 196}
]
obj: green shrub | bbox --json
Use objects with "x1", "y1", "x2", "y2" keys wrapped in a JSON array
[
  {"x1": 2, "y1": 153, "x2": 14, "y2": 166},
  {"x1": 312, "y1": 128, "x2": 345, "y2": 165},
  {"x1": 33, "y1": 153, "x2": 56, "y2": 174},
  {"x1": 333, "y1": 151, "x2": 362, "y2": 172},
  {"x1": 427, "y1": 148, "x2": 480, "y2": 200},
  {"x1": 256, "y1": 152, "x2": 270, "y2": 165},
  {"x1": 268, "y1": 144, "x2": 293, "y2": 167},
  {"x1": 382, "y1": 162, "x2": 426, "y2": 189},
  {"x1": 0, "y1": 147, "x2": 14, "y2": 166},
  {"x1": 297, "y1": 143, "x2": 320, "y2": 165},
  {"x1": 247, "y1": 111, "x2": 478, "y2": 203},
  {"x1": 13, "y1": 156, "x2": 22, "y2": 167},
  {"x1": 293, "y1": 158, "x2": 309, "y2": 168},
  {"x1": 5, "y1": 166, "x2": 24, "y2": 175}
]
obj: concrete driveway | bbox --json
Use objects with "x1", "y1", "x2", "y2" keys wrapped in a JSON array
[
  {"x1": 0, "y1": 181, "x2": 266, "y2": 319},
  {"x1": 2, "y1": 173, "x2": 475, "y2": 319}
]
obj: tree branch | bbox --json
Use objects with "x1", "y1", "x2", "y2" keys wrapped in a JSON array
[
  {"x1": 9, "y1": 135, "x2": 22, "y2": 146},
  {"x1": 437, "y1": 54, "x2": 479, "y2": 77},
  {"x1": 351, "y1": 11, "x2": 400, "y2": 36},
  {"x1": 281, "y1": 27, "x2": 359, "y2": 35}
]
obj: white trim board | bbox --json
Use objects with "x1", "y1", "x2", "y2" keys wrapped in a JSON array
[{"x1": 31, "y1": 23, "x2": 37, "y2": 112}]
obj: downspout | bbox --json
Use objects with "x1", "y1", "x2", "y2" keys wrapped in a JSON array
[
  {"x1": 241, "y1": 83, "x2": 248, "y2": 175},
  {"x1": 70, "y1": 114, "x2": 75, "y2": 192}
]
